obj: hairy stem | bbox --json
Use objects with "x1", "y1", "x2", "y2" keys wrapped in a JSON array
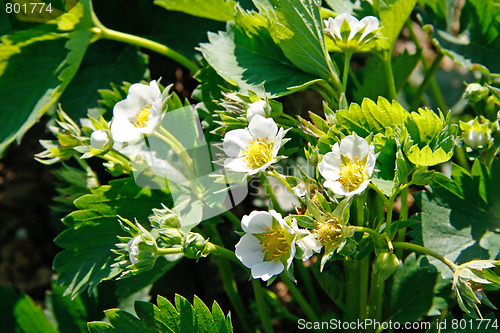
[
  {"x1": 296, "y1": 261, "x2": 322, "y2": 315},
  {"x1": 392, "y1": 242, "x2": 458, "y2": 272},
  {"x1": 342, "y1": 52, "x2": 353, "y2": 93},
  {"x1": 410, "y1": 53, "x2": 444, "y2": 111},
  {"x1": 88, "y1": 0, "x2": 199, "y2": 73},
  {"x1": 259, "y1": 172, "x2": 283, "y2": 214},
  {"x1": 252, "y1": 279, "x2": 275, "y2": 333},
  {"x1": 280, "y1": 274, "x2": 320, "y2": 323}
]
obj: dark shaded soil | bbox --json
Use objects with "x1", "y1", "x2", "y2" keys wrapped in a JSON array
[{"x1": 0, "y1": 120, "x2": 59, "y2": 301}]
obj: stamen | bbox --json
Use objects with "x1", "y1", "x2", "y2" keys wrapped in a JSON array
[
  {"x1": 259, "y1": 226, "x2": 288, "y2": 261},
  {"x1": 242, "y1": 138, "x2": 274, "y2": 169},
  {"x1": 338, "y1": 157, "x2": 367, "y2": 191},
  {"x1": 317, "y1": 218, "x2": 342, "y2": 245},
  {"x1": 133, "y1": 105, "x2": 151, "y2": 128}
]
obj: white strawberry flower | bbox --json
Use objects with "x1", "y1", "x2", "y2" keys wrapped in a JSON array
[
  {"x1": 235, "y1": 210, "x2": 296, "y2": 281},
  {"x1": 90, "y1": 129, "x2": 112, "y2": 151},
  {"x1": 246, "y1": 100, "x2": 268, "y2": 122},
  {"x1": 319, "y1": 134, "x2": 377, "y2": 196},
  {"x1": 110, "y1": 80, "x2": 163, "y2": 143},
  {"x1": 223, "y1": 115, "x2": 285, "y2": 175},
  {"x1": 324, "y1": 13, "x2": 381, "y2": 51}
]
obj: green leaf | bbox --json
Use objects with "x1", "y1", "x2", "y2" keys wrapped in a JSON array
[
  {"x1": 371, "y1": 178, "x2": 395, "y2": 196},
  {"x1": 89, "y1": 295, "x2": 231, "y2": 333},
  {"x1": 312, "y1": 261, "x2": 345, "y2": 305},
  {"x1": 378, "y1": 0, "x2": 418, "y2": 49},
  {"x1": 175, "y1": 295, "x2": 196, "y2": 332},
  {"x1": 0, "y1": 1, "x2": 93, "y2": 155},
  {"x1": 104, "y1": 309, "x2": 158, "y2": 333},
  {"x1": 199, "y1": 10, "x2": 318, "y2": 97},
  {"x1": 425, "y1": 0, "x2": 500, "y2": 75},
  {"x1": 193, "y1": 296, "x2": 215, "y2": 333},
  {"x1": 154, "y1": 0, "x2": 237, "y2": 21},
  {"x1": 336, "y1": 97, "x2": 409, "y2": 136},
  {"x1": 0, "y1": 285, "x2": 58, "y2": 333},
  {"x1": 59, "y1": 42, "x2": 148, "y2": 120},
  {"x1": 388, "y1": 254, "x2": 438, "y2": 322},
  {"x1": 211, "y1": 301, "x2": 228, "y2": 333},
  {"x1": 134, "y1": 301, "x2": 172, "y2": 332},
  {"x1": 263, "y1": 0, "x2": 339, "y2": 81},
  {"x1": 45, "y1": 281, "x2": 89, "y2": 333},
  {"x1": 53, "y1": 177, "x2": 173, "y2": 298},
  {"x1": 411, "y1": 161, "x2": 500, "y2": 279}
]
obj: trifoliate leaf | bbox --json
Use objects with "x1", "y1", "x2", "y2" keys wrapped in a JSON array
[
  {"x1": 53, "y1": 177, "x2": 173, "y2": 298},
  {"x1": 199, "y1": 9, "x2": 319, "y2": 97}
]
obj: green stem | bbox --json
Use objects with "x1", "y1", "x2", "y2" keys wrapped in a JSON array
[
  {"x1": 296, "y1": 261, "x2": 321, "y2": 315},
  {"x1": 279, "y1": 274, "x2": 319, "y2": 323},
  {"x1": 252, "y1": 279, "x2": 275, "y2": 333},
  {"x1": 454, "y1": 145, "x2": 471, "y2": 172},
  {"x1": 90, "y1": 26, "x2": 199, "y2": 73},
  {"x1": 406, "y1": 21, "x2": 448, "y2": 112},
  {"x1": 259, "y1": 172, "x2": 283, "y2": 214},
  {"x1": 156, "y1": 247, "x2": 183, "y2": 255},
  {"x1": 344, "y1": 260, "x2": 361, "y2": 322},
  {"x1": 202, "y1": 223, "x2": 254, "y2": 333},
  {"x1": 392, "y1": 242, "x2": 458, "y2": 272},
  {"x1": 223, "y1": 210, "x2": 241, "y2": 228},
  {"x1": 367, "y1": 267, "x2": 384, "y2": 326},
  {"x1": 384, "y1": 53, "x2": 397, "y2": 100},
  {"x1": 396, "y1": 185, "x2": 409, "y2": 258},
  {"x1": 342, "y1": 52, "x2": 353, "y2": 93},
  {"x1": 269, "y1": 168, "x2": 294, "y2": 193},
  {"x1": 208, "y1": 244, "x2": 243, "y2": 266},
  {"x1": 385, "y1": 196, "x2": 395, "y2": 237},
  {"x1": 87, "y1": 0, "x2": 199, "y2": 73},
  {"x1": 355, "y1": 226, "x2": 382, "y2": 240},
  {"x1": 316, "y1": 79, "x2": 339, "y2": 105},
  {"x1": 410, "y1": 53, "x2": 444, "y2": 111}
]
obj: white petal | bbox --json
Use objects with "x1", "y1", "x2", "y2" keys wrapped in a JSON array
[
  {"x1": 113, "y1": 98, "x2": 143, "y2": 119},
  {"x1": 235, "y1": 235, "x2": 265, "y2": 269},
  {"x1": 247, "y1": 100, "x2": 267, "y2": 122},
  {"x1": 269, "y1": 210, "x2": 294, "y2": 234},
  {"x1": 286, "y1": 237, "x2": 297, "y2": 269},
  {"x1": 241, "y1": 211, "x2": 273, "y2": 234},
  {"x1": 223, "y1": 129, "x2": 253, "y2": 157},
  {"x1": 324, "y1": 179, "x2": 350, "y2": 196},
  {"x1": 251, "y1": 261, "x2": 284, "y2": 281},
  {"x1": 365, "y1": 149, "x2": 377, "y2": 176},
  {"x1": 319, "y1": 151, "x2": 342, "y2": 181},
  {"x1": 248, "y1": 115, "x2": 278, "y2": 142},
  {"x1": 272, "y1": 127, "x2": 285, "y2": 156},
  {"x1": 359, "y1": 16, "x2": 380, "y2": 41},
  {"x1": 224, "y1": 157, "x2": 253, "y2": 173},
  {"x1": 111, "y1": 117, "x2": 141, "y2": 142},
  {"x1": 128, "y1": 81, "x2": 161, "y2": 106},
  {"x1": 340, "y1": 134, "x2": 369, "y2": 161}
]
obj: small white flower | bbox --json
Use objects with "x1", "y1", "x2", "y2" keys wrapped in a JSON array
[
  {"x1": 319, "y1": 134, "x2": 377, "y2": 196},
  {"x1": 90, "y1": 129, "x2": 112, "y2": 150},
  {"x1": 127, "y1": 236, "x2": 143, "y2": 265},
  {"x1": 235, "y1": 210, "x2": 296, "y2": 281},
  {"x1": 292, "y1": 181, "x2": 307, "y2": 197},
  {"x1": 246, "y1": 100, "x2": 268, "y2": 122},
  {"x1": 110, "y1": 80, "x2": 162, "y2": 143},
  {"x1": 324, "y1": 13, "x2": 381, "y2": 49},
  {"x1": 296, "y1": 231, "x2": 322, "y2": 260},
  {"x1": 223, "y1": 115, "x2": 285, "y2": 175}
]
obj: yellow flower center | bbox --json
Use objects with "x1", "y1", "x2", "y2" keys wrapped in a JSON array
[
  {"x1": 243, "y1": 138, "x2": 274, "y2": 169},
  {"x1": 338, "y1": 157, "x2": 367, "y2": 192},
  {"x1": 260, "y1": 226, "x2": 288, "y2": 262},
  {"x1": 133, "y1": 105, "x2": 151, "y2": 128},
  {"x1": 316, "y1": 218, "x2": 342, "y2": 245}
]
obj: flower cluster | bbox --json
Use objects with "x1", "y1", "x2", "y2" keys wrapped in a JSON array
[{"x1": 324, "y1": 13, "x2": 382, "y2": 52}]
